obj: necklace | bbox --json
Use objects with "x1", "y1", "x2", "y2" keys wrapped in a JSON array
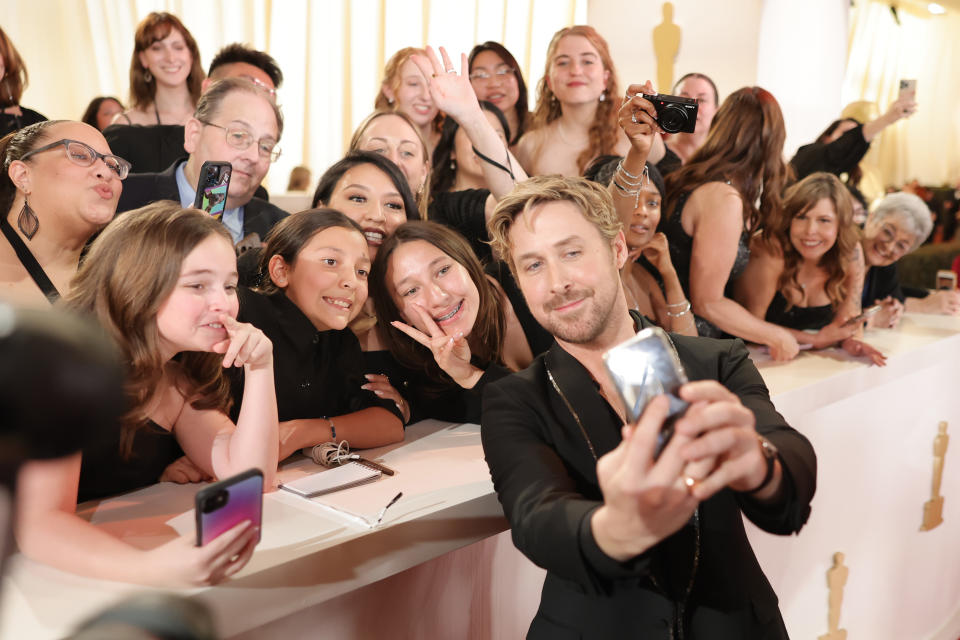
[{"x1": 544, "y1": 343, "x2": 700, "y2": 640}]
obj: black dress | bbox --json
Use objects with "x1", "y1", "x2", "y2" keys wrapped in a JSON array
[
  {"x1": 663, "y1": 191, "x2": 751, "y2": 337},
  {"x1": 862, "y1": 262, "x2": 906, "y2": 307},
  {"x1": 765, "y1": 291, "x2": 833, "y2": 331},
  {"x1": 790, "y1": 124, "x2": 870, "y2": 180},
  {"x1": 229, "y1": 287, "x2": 402, "y2": 424},
  {"x1": 103, "y1": 124, "x2": 186, "y2": 174},
  {"x1": 0, "y1": 106, "x2": 46, "y2": 138},
  {"x1": 428, "y1": 189, "x2": 492, "y2": 263},
  {"x1": 78, "y1": 420, "x2": 184, "y2": 503}
]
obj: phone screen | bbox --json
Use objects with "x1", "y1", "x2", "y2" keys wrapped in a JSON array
[
  {"x1": 193, "y1": 161, "x2": 232, "y2": 220},
  {"x1": 195, "y1": 468, "x2": 263, "y2": 546},
  {"x1": 936, "y1": 270, "x2": 957, "y2": 291},
  {"x1": 603, "y1": 328, "x2": 690, "y2": 457}
]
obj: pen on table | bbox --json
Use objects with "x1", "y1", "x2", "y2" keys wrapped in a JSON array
[{"x1": 375, "y1": 491, "x2": 403, "y2": 526}]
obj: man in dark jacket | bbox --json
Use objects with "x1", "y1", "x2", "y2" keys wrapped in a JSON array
[
  {"x1": 116, "y1": 77, "x2": 287, "y2": 247},
  {"x1": 483, "y1": 175, "x2": 816, "y2": 639}
]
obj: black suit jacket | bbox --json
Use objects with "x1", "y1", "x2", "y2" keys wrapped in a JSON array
[
  {"x1": 116, "y1": 160, "x2": 287, "y2": 241},
  {"x1": 481, "y1": 315, "x2": 816, "y2": 639}
]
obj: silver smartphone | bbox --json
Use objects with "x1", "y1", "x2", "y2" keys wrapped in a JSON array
[{"x1": 602, "y1": 327, "x2": 690, "y2": 458}]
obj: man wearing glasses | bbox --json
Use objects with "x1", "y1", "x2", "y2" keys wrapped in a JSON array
[{"x1": 116, "y1": 76, "x2": 287, "y2": 248}]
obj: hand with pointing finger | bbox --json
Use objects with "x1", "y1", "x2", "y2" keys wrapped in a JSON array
[{"x1": 210, "y1": 314, "x2": 273, "y2": 371}]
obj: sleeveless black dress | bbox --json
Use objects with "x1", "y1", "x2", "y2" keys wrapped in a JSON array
[
  {"x1": 764, "y1": 291, "x2": 833, "y2": 331},
  {"x1": 663, "y1": 191, "x2": 750, "y2": 338}
]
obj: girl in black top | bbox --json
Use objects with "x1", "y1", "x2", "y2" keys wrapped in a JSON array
[
  {"x1": 735, "y1": 173, "x2": 885, "y2": 365},
  {"x1": 368, "y1": 221, "x2": 533, "y2": 423},
  {"x1": 235, "y1": 209, "x2": 405, "y2": 460}
]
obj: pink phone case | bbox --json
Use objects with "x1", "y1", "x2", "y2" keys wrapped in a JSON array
[{"x1": 195, "y1": 468, "x2": 263, "y2": 546}]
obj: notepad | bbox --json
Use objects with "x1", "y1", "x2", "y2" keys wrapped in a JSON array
[{"x1": 280, "y1": 462, "x2": 382, "y2": 498}]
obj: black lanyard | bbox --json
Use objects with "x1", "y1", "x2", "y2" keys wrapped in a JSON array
[{"x1": 0, "y1": 215, "x2": 61, "y2": 303}]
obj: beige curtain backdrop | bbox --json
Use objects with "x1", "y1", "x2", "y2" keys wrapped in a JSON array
[
  {"x1": 844, "y1": 0, "x2": 960, "y2": 197},
  {"x1": 0, "y1": 0, "x2": 587, "y2": 192}
]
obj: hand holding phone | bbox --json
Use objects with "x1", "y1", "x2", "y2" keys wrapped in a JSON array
[
  {"x1": 195, "y1": 468, "x2": 263, "y2": 547},
  {"x1": 193, "y1": 161, "x2": 233, "y2": 220}
]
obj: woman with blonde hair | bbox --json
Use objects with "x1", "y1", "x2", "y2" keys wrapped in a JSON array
[
  {"x1": 376, "y1": 47, "x2": 442, "y2": 153},
  {"x1": 515, "y1": 25, "x2": 630, "y2": 177},
  {"x1": 15, "y1": 202, "x2": 278, "y2": 586}
]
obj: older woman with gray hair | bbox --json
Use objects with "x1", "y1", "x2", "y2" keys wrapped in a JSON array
[{"x1": 861, "y1": 191, "x2": 958, "y2": 328}]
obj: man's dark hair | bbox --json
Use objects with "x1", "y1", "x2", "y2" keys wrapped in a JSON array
[{"x1": 208, "y1": 43, "x2": 283, "y2": 89}]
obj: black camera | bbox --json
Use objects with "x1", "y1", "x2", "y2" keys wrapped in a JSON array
[{"x1": 641, "y1": 93, "x2": 699, "y2": 134}]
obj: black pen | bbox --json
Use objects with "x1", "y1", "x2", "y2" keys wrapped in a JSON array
[{"x1": 375, "y1": 491, "x2": 403, "y2": 525}]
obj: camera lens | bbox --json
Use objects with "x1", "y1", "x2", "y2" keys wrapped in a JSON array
[
  {"x1": 658, "y1": 105, "x2": 689, "y2": 134},
  {"x1": 201, "y1": 490, "x2": 228, "y2": 513}
]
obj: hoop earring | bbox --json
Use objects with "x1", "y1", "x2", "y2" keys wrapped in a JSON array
[
  {"x1": 143, "y1": 68, "x2": 153, "y2": 83},
  {"x1": 18, "y1": 197, "x2": 39, "y2": 240}
]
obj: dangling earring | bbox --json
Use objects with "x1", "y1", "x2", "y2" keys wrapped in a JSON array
[
  {"x1": 599, "y1": 90, "x2": 606, "y2": 103},
  {"x1": 18, "y1": 196, "x2": 39, "y2": 240},
  {"x1": 143, "y1": 68, "x2": 153, "y2": 83},
  {"x1": 387, "y1": 97, "x2": 395, "y2": 105},
  {"x1": 449, "y1": 158, "x2": 456, "y2": 172}
]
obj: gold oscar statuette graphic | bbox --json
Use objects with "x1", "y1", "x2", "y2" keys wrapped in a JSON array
[
  {"x1": 652, "y1": 2, "x2": 681, "y2": 94},
  {"x1": 921, "y1": 421, "x2": 949, "y2": 531},
  {"x1": 818, "y1": 552, "x2": 848, "y2": 640}
]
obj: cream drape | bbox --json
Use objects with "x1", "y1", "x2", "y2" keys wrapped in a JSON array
[
  {"x1": 0, "y1": 0, "x2": 586, "y2": 192},
  {"x1": 844, "y1": 0, "x2": 960, "y2": 199}
]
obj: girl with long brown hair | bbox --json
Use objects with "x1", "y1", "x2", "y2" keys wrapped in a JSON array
[
  {"x1": 662, "y1": 86, "x2": 799, "y2": 359},
  {"x1": 515, "y1": 25, "x2": 630, "y2": 177},
  {"x1": 15, "y1": 202, "x2": 278, "y2": 586},
  {"x1": 735, "y1": 172, "x2": 885, "y2": 365},
  {"x1": 368, "y1": 221, "x2": 534, "y2": 423}
]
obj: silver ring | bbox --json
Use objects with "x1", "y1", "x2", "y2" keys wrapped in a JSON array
[
  {"x1": 631, "y1": 112, "x2": 639, "y2": 125},
  {"x1": 446, "y1": 68, "x2": 456, "y2": 74}
]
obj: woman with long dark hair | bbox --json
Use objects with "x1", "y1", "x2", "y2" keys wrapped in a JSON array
[
  {"x1": 663, "y1": 87, "x2": 799, "y2": 359},
  {"x1": 0, "y1": 26, "x2": 46, "y2": 137},
  {"x1": 468, "y1": 41, "x2": 530, "y2": 148},
  {"x1": 368, "y1": 221, "x2": 534, "y2": 423}
]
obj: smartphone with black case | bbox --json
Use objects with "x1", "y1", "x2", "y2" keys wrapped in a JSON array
[
  {"x1": 603, "y1": 327, "x2": 690, "y2": 458},
  {"x1": 195, "y1": 468, "x2": 263, "y2": 547},
  {"x1": 936, "y1": 269, "x2": 957, "y2": 291},
  {"x1": 193, "y1": 161, "x2": 232, "y2": 220}
]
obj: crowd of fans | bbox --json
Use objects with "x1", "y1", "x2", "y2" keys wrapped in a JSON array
[{"x1": 0, "y1": 11, "x2": 956, "y2": 629}]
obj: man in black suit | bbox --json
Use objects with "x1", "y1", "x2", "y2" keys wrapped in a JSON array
[
  {"x1": 483, "y1": 176, "x2": 816, "y2": 639},
  {"x1": 116, "y1": 77, "x2": 287, "y2": 248}
]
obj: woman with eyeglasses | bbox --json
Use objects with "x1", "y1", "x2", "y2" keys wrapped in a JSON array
[
  {"x1": 468, "y1": 41, "x2": 531, "y2": 149},
  {"x1": 0, "y1": 120, "x2": 127, "y2": 307}
]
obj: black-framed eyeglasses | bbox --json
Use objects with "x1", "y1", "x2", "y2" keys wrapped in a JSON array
[
  {"x1": 468, "y1": 66, "x2": 515, "y2": 82},
  {"x1": 198, "y1": 120, "x2": 282, "y2": 162},
  {"x1": 20, "y1": 139, "x2": 132, "y2": 180}
]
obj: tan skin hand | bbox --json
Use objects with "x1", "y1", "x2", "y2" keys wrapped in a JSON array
[
  {"x1": 867, "y1": 296, "x2": 904, "y2": 329},
  {"x1": 592, "y1": 396, "x2": 701, "y2": 562},
  {"x1": 210, "y1": 314, "x2": 273, "y2": 370},
  {"x1": 390, "y1": 303, "x2": 482, "y2": 388},
  {"x1": 361, "y1": 373, "x2": 411, "y2": 423},
  {"x1": 619, "y1": 82, "x2": 661, "y2": 154},
  {"x1": 841, "y1": 337, "x2": 887, "y2": 366},
  {"x1": 673, "y1": 381, "x2": 772, "y2": 501},
  {"x1": 146, "y1": 520, "x2": 259, "y2": 587},
  {"x1": 159, "y1": 456, "x2": 214, "y2": 484}
]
